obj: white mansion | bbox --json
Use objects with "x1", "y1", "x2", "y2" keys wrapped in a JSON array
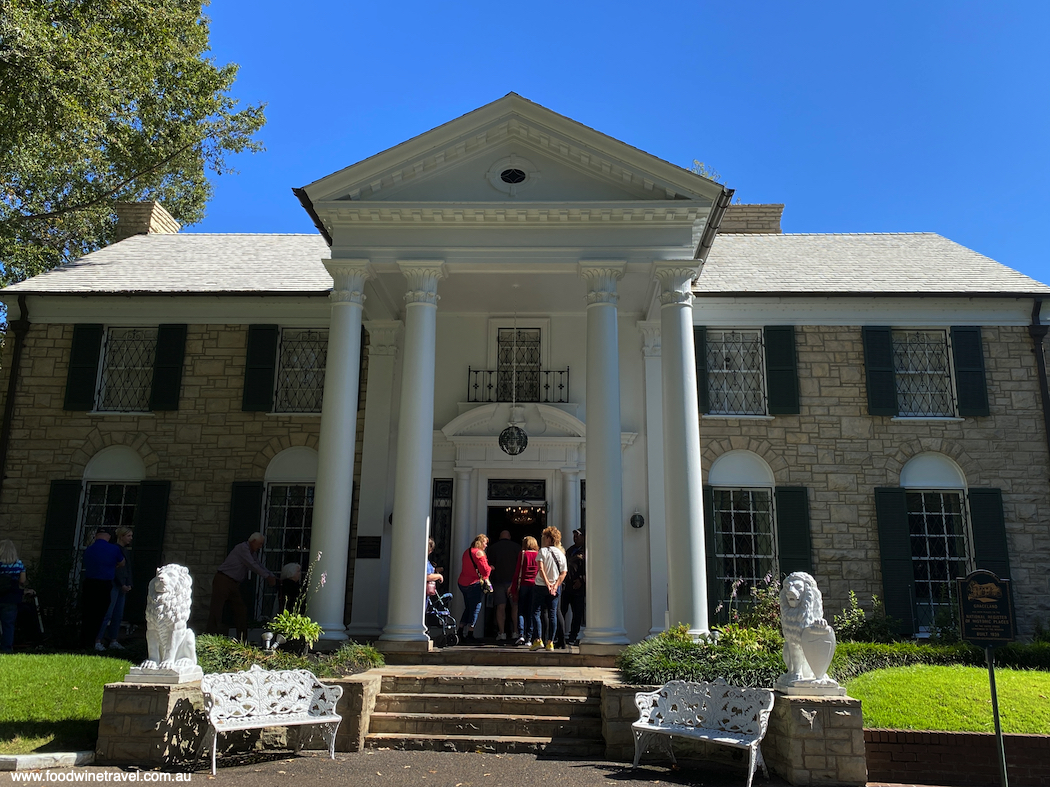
[{"x1": 2, "y1": 94, "x2": 1049, "y2": 648}]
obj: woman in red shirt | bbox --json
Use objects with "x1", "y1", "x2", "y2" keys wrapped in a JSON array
[
  {"x1": 457, "y1": 533, "x2": 491, "y2": 642},
  {"x1": 509, "y1": 536, "x2": 539, "y2": 646}
]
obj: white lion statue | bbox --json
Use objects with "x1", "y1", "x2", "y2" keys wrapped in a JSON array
[
  {"x1": 128, "y1": 564, "x2": 202, "y2": 683},
  {"x1": 776, "y1": 571, "x2": 842, "y2": 694}
]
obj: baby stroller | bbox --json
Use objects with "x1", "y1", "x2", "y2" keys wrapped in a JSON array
[{"x1": 426, "y1": 592, "x2": 459, "y2": 648}]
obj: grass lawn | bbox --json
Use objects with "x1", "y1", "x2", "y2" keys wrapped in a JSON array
[
  {"x1": 0, "y1": 654, "x2": 131, "y2": 755},
  {"x1": 847, "y1": 664, "x2": 1050, "y2": 734}
]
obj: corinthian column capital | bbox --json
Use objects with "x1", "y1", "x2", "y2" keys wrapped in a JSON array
[
  {"x1": 652, "y1": 262, "x2": 702, "y2": 306},
  {"x1": 398, "y1": 261, "x2": 447, "y2": 305},
  {"x1": 364, "y1": 320, "x2": 402, "y2": 357},
  {"x1": 638, "y1": 321, "x2": 662, "y2": 357},
  {"x1": 324, "y1": 259, "x2": 374, "y2": 305},
  {"x1": 578, "y1": 261, "x2": 626, "y2": 306}
]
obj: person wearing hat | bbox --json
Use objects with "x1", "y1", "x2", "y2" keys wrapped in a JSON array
[{"x1": 81, "y1": 528, "x2": 125, "y2": 650}]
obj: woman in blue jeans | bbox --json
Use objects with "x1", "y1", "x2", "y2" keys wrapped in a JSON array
[
  {"x1": 457, "y1": 533, "x2": 490, "y2": 642},
  {"x1": 510, "y1": 536, "x2": 539, "y2": 646},
  {"x1": 530, "y1": 526, "x2": 567, "y2": 652}
]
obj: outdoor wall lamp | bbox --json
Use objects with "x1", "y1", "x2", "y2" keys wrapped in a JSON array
[{"x1": 630, "y1": 512, "x2": 645, "y2": 529}]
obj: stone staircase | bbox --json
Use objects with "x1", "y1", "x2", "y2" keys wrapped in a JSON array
[{"x1": 364, "y1": 669, "x2": 609, "y2": 756}]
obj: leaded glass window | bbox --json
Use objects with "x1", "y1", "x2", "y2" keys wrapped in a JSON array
[
  {"x1": 907, "y1": 491, "x2": 969, "y2": 631},
  {"x1": 892, "y1": 330, "x2": 954, "y2": 417},
  {"x1": 257, "y1": 484, "x2": 315, "y2": 617},
  {"x1": 275, "y1": 329, "x2": 327, "y2": 413},
  {"x1": 73, "y1": 483, "x2": 138, "y2": 582},
  {"x1": 711, "y1": 488, "x2": 776, "y2": 614},
  {"x1": 496, "y1": 328, "x2": 540, "y2": 402},
  {"x1": 706, "y1": 330, "x2": 765, "y2": 415},
  {"x1": 97, "y1": 328, "x2": 158, "y2": 412}
]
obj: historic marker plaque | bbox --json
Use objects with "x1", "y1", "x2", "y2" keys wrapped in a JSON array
[{"x1": 957, "y1": 570, "x2": 1015, "y2": 648}]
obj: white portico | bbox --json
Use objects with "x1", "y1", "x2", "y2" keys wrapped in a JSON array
[{"x1": 297, "y1": 94, "x2": 730, "y2": 647}]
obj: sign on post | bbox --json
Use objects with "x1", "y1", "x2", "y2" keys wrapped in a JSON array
[
  {"x1": 957, "y1": 570, "x2": 1016, "y2": 647},
  {"x1": 956, "y1": 569, "x2": 1015, "y2": 787}
]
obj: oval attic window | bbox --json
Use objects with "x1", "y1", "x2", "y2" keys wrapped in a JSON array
[{"x1": 500, "y1": 168, "x2": 527, "y2": 184}]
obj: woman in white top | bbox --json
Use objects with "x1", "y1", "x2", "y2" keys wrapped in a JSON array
[{"x1": 529, "y1": 526, "x2": 567, "y2": 652}]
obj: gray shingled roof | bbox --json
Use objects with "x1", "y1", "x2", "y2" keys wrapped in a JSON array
[
  {"x1": 699, "y1": 233, "x2": 1050, "y2": 295},
  {"x1": 2, "y1": 234, "x2": 332, "y2": 294},
  {"x1": 3, "y1": 230, "x2": 1047, "y2": 297}
]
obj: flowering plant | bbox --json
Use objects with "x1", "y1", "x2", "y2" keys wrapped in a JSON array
[{"x1": 267, "y1": 551, "x2": 327, "y2": 650}]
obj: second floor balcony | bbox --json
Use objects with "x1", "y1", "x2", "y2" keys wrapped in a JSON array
[{"x1": 467, "y1": 367, "x2": 570, "y2": 404}]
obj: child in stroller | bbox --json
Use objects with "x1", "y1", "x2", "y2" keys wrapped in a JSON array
[{"x1": 426, "y1": 592, "x2": 459, "y2": 648}]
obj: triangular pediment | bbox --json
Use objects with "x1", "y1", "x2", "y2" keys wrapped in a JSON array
[{"x1": 301, "y1": 94, "x2": 724, "y2": 207}]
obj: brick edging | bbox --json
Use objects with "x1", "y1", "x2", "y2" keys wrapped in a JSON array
[{"x1": 865, "y1": 728, "x2": 1050, "y2": 786}]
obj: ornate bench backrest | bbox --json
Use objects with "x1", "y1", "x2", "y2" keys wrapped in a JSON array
[
  {"x1": 201, "y1": 664, "x2": 341, "y2": 723},
  {"x1": 635, "y1": 679, "x2": 774, "y2": 738}
]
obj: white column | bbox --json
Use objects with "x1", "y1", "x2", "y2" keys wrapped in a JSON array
[
  {"x1": 449, "y1": 466, "x2": 473, "y2": 622},
  {"x1": 311, "y1": 260, "x2": 373, "y2": 640},
  {"x1": 578, "y1": 262, "x2": 629, "y2": 648},
  {"x1": 560, "y1": 467, "x2": 580, "y2": 536},
  {"x1": 654, "y1": 263, "x2": 708, "y2": 637},
  {"x1": 346, "y1": 321, "x2": 401, "y2": 638},
  {"x1": 378, "y1": 261, "x2": 446, "y2": 649},
  {"x1": 639, "y1": 322, "x2": 669, "y2": 636}
]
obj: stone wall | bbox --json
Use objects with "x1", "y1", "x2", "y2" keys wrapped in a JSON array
[
  {"x1": 0, "y1": 323, "x2": 368, "y2": 628},
  {"x1": 763, "y1": 694, "x2": 866, "y2": 785},
  {"x1": 700, "y1": 324, "x2": 1050, "y2": 633}
]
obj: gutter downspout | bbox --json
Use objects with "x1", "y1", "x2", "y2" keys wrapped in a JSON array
[
  {"x1": 0, "y1": 295, "x2": 30, "y2": 504},
  {"x1": 1029, "y1": 299, "x2": 1050, "y2": 472},
  {"x1": 695, "y1": 187, "x2": 735, "y2": 263}
]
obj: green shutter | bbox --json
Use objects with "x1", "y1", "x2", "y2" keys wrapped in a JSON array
[
  {"x1": 127, "y1": 481, "x2": 171, "y2": 622},
  {"x1": 64, "y1": 324, "x2": 103, "y2": 411},
  {"x1": 149, "y1": 325, "x2": 187, "y2": 411},
  {"x1": 874, "y1": 487, "x2": 915, "y2": 636},
  {"x1": 37, "y1": 480, "x2": 83, "y2": 609},
  {"x1": 951, "y1": 326, "x2": 990, "y2": 417},
  {"x1": 242, "y1": 325, "x2": 278, "y2": 412},
  {"x1": 228, "y1": 482, "x2": 265, "y2": 617},
  {"x1": 775, "y1": 487, "x2": 812, "y2": 575},
  {"x1": 863, "y1": 327, "x2": 898, "y2": 416},
  {"x1": 694, "y1": 326, "x2": 709, "y2": 414},
  {"x1": 765, "y1": 326, "x2": 800, "y2": 415},
  {"x1": 702, "y1": 485, "x2": 722, "y2": 622},
  {"x1": 969, "y1": 488, "x2": 1010, "y2": 580}
]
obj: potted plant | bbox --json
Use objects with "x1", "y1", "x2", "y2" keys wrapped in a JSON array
[{"x1": 266, "y1": 552, "x2": 326, "y2": 655}]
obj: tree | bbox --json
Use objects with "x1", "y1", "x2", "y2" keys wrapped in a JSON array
[
  {"x1": 690, "y1": 160, "x2": 723, "y2": 183},
  {"x1": 0, "y1": 0, "x2": 266, "y2": 287}
]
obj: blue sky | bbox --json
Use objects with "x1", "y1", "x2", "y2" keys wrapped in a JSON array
[{"x1": 198, "y1": 1, "x2": 1050, "y2": 285}]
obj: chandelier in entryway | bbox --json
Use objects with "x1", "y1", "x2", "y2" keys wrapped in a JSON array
[
  {"x1": 499, "y1": 312, "x2": 528, "y2": 456},
  {"x1": 505, "y1": 505, "x2": 535, "y2": 525}
]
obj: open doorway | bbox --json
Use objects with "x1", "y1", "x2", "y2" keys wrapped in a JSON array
[{"x1": 482, "y1": 503, "x2": 546, "y2": 638}]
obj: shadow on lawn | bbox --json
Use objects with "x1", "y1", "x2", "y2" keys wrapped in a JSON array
[{"x1": 0, "y1": 719, "x2": 99, "y2": 753}]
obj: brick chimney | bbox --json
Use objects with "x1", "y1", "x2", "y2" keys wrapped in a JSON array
[
  {"x1": 718, "y1": 204, "x2": 784, "y2": 234},
  {"x1": 113, "y1": 201, "x2": 181, "y2": 242}
]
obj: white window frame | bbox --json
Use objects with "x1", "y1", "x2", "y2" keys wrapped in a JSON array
[
  {"x1": 94, "y1": 326, "x2": 158, "y2": 413},
  {"x1": 905, "y1": 489, "x2": 974, "y2": 634},
  {"x1": 273, "y1": 328, "x2": 328, "y2": 414},
  {"x1": 891, "y1": 328, "x2": 958, "y2": 418},
  {"x1": 705, "y1": 328, "x2": 767, "y2": 416},
  {"x1": 74, "y1": 447, "x2": 146, "y2": 585}
]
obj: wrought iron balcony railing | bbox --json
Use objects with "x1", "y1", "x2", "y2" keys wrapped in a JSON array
[{"x1": 467, "y1": 367, "x2": 570, "y2": 404}]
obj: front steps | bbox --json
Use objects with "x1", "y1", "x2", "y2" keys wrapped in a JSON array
[
  {"x1": 380, "y1": 644, "x2": 617, "y2": 668},
  {"x1": 365, "y1": 669, "x2": 611, "y2": 756}
]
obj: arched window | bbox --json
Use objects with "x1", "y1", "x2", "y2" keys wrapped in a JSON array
[
  {"x1": 75, "y1": 447, "x2": 146, "y2": 580},
  {"x1": 899, "y1": 453, "x2": 970, "y2": 632},
  {"x1": 258, "y1": 447, "x2": 319, "y2": 616},
  {"x1": 706, "y1": 451, "x2": 778, "y2": 618}
]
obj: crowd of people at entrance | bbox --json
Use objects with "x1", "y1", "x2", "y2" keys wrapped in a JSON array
[{"x1": 447, "y1": 525, "x2": 585, "y2": 649}]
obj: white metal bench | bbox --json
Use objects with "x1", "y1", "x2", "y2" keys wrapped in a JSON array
[
  {"x1": 200, "y1": 664, "x2": 343, "y2": 774},
  {"x1": 633, "y1": 679, "x2": 775, "y2": 787}
]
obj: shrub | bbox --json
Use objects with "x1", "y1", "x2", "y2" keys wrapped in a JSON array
[
  {"x1": 715, "y1": 622, "x2": 783, "y2": 654},
  {"x1": 323, "y1": 642, "x2": 385, "y2": 675},
  {"x1": 616, "y1": 628, "x2": 782, "y2": 687},
  {"x1": 268, "y1": 609, "x2": 323, "y2": 648},
  {"x1": 195, "y1": 634, "x2": 385, "y2": 677},
  {"x1": 833, "y1": 591, "x2": 899, "y2": 643}
]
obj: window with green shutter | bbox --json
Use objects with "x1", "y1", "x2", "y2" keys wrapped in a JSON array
[
  {"x1": 694, "y1": 326, "x2": 799, "y2": 417},
  {"x1": 863, "y1": 326, "x2": 989, "y2": 418}
]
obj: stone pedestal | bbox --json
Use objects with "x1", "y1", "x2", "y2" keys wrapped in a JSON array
[
  {"x1": 96, "y1": 681, "x2": 208, "y2": 765},
  {"x1": 333, "y1": 673, "x2": 382, "y2": 752},
  {"x1": 762, "y1": 693, "x2": 867, "y2": 786}
]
